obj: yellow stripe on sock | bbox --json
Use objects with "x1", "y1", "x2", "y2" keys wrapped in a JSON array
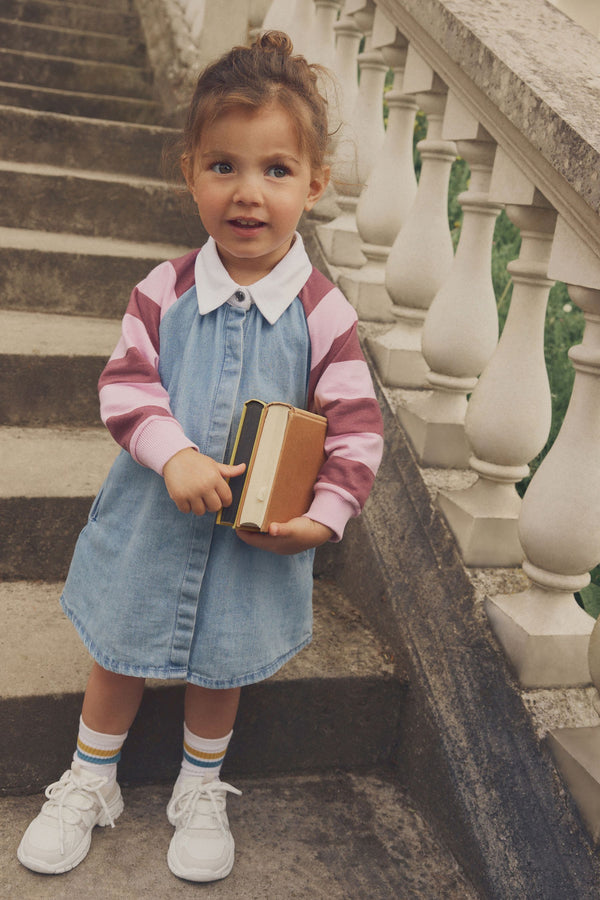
[
  {"x1": 183, "y1": 740, "x2": 225, "y2": 762},
  {"x1": 77, "y1": 739, "x2": 122, "y2": 757}
]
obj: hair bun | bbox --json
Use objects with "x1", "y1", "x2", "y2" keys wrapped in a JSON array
[{"x1": 256, "y1": 30, "x2": 294, "y2": 56}]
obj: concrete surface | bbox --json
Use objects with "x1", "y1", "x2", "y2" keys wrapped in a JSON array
[
  {"x1": 0, "y1": 427, "x2": 117, "y2": 497},
  {"x1": 0, "y1": 578, "x2": 405, "y2": 793},
  {"x1": 0, "y1": 771, "x2": 477, "y2": 900}
]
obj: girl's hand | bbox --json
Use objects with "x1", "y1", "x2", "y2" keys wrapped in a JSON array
[
  {"x1": 236, "y1": 516, "x2": 334, "y2": 555},
  {"x1": 163, "y1": 448, "x2": 245, "y2": 516}
]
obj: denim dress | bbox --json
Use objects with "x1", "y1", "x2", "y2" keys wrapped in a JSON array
[{"x1": 61, "y1": 285, "x2": 315, "y2": 689}]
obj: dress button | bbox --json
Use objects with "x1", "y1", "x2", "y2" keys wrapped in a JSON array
[{"x1": 235, "y1": 290, "x2": 245, "y2": 302}]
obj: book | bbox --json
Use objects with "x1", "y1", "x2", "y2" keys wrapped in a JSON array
[{"x1": 218, "y1": 400, "x2": 327, "y2": 531}]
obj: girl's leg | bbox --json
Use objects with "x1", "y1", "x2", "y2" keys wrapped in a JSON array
[
  {"x1": 17, "y1": 662, "x2": 144, "y2": 875},
  {"x1": 167, "y1": 685, "x2": 242, "y2": 883},
  {"x1": 82, "y1": 662, "x2": 146, "y2": 734},
  {"x1": 184, "y1": 684, "x2": 241, "y2": 739},
  {"x1": 179, "y1": 684, "x2": 240, "y2": 780},
  {"x1": 74, "y1": 662, "x2": 145, "y2": 782}
]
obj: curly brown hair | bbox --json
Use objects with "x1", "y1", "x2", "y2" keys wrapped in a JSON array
[{"x1": 180, "y1": 31, "x2": 331, "y2": 175}]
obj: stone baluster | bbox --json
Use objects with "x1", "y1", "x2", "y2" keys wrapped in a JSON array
[
  {"x1": 178, "y1": 0, "x2": 249, "y2": 60},
  {"x1": 338, "y1": 9, "x2": 417, "y2": 322},
  {"x1": 312, "y1": 0, "x2": 340, "y2": 70},
  {"x1": 331, "y1": 9, "x2": 360, "y2": 125},
  {"x1": 286, "y1": 0, "x2": 316, "y2": 58},
  {"x1": 262, "y1": 0, "x2": 295, "y2": 32},
  {"x1": 179, "y1": 0, "x2": 204, "y2": 41},
  {"x1": 437, "y1": 147, "x2": 557, "y2": 567},
  {"x1": 486, "y1": 215, "x2": 600, "y2": 688},
  {"x1": 317, "y1": 3, "x2": 376, "y2": 269},
  {"x1": 249, "y1": 1, "x2": 272, "y2": 40},
  {"x1": 368, "y1": 47, "x2": 456, "y2": 387},
  {"x1": 397, "y1": 93, "x2": 502, "y2": 466}
]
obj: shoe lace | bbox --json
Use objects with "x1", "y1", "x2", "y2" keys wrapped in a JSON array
[
  {"x1": 44, "y1": 769, "x2": 117, "y2": 856},
  {"x1": 168, "y1": 780, "x2": 242, "y2": 836}
]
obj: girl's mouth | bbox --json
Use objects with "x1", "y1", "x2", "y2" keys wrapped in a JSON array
[{"x1": 229, "y1": 218, "x2": 266, "y2": 229}]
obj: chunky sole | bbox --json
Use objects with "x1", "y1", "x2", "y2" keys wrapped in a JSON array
[
  {"x1": 17, "y1": 789, "x2": 124, "y2": 875},
  {"x1": 167, "y1": 838, "x2": 235, "y2": 883}
]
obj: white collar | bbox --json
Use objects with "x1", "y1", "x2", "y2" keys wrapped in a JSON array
[{"x1": 194, "y1": 233, "x2": 313, "y2": 325}]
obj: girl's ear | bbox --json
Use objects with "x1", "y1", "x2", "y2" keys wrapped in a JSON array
[
  {"x1": 304, "y1": 165, "x2": 331, "y2": 212},
  {"x1": 181, "y1": 154, "x2": 195, "y2": 195}
]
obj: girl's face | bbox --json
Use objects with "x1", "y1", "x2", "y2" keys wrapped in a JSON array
[{"x1": 184, "y1": 103, "x2": 329, "y2": 284}]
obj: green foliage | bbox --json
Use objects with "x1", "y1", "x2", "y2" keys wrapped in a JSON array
[
  {"x1": 427, "y1": 118, "x2": 594, "y2": 612},
  {"x1": 577, "y1": 570, "x2": 600, "y2": 619},
  {"x1": 448, "y1": 158, "x2": 469, "y2": 250}
]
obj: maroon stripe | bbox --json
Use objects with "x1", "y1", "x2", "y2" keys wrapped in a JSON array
[
  {"x1": 170, "y1": 249, "x2": 198, "y2": 297},
  {"x1": 298, "y1": 267, "x2": 335, "y2": 317},
  {"x1": 321, "y1": 397, "x2": 384, "y2": 436},
  {"x1": 126, "y1": 288, "x2": 161, "y2": 354},
  {"x1": 105, "y1": 406, "x2": 173, "y2": 451},
  {"x1": 308, "y1": 323, "x2": 362, "y2": 408},
  {"x1": 99, "y1": 347, "x2": 160, "y2": 390},
  {"x1": 318, "y1": 457, "x2": 375, "y2": 506}
]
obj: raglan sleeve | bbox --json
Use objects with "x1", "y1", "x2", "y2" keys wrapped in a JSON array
[
  {"x1": 304, "y1": 285, "x2": 384, "y2": 541},
  {"x1": 98, "y1": 260, "x2": 198, "y2": 475}
]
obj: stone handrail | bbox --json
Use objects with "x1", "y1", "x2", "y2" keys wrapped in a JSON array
[{"x1": 135, "y1": 0, "x2": 600, "y2": 839}]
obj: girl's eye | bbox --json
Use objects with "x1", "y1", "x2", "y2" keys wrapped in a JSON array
[
  {"x1": 211, "y1": 162, "x2": 233, "y2": 175},
  {"x1": 267, "y1": 165, "x2": 289, "y2": 178}
]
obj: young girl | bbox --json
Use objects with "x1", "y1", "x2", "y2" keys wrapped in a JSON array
[{"x1": 17, "y1": 31, "x2": 384, "y2": 883}]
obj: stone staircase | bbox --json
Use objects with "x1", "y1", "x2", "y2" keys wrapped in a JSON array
[{"x1": 0, "y1": 1, "x2": 478, "y2": 896}]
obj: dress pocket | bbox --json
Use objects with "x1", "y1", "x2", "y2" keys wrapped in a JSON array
[{"x1": 88, "y1": 486, "x2": 105, "y2": 523}]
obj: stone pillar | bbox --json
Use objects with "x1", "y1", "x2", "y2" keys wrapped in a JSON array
[
  {"x1": 180, "y1": 0, "x2": 250, "y2": 64},
  {"x1": 312, "y1": 0, "x2": 340, "y2": 70},
  {"x1": 437, "y1": 148, "x2": 557, "y2": 567},
  {"x1": 262, "y1": 0, "x2": 294, "y2": 32},
  {"x1": 545, "y1": 612, "x2": 600, "y2": 843},
  {"x1": 338, "y1": 8, "x2": 417, "y2": 322},
  {"x1": 368, "y1": 46, "x2": 456, "y2": 388},
  {"x1": 486, "y1": 216, "x2": 600, "y2": 687},
  {"x1": 249, "y1": 0, "x2": 272, "y2": 40},
  {"x1": 397, "y1": 93, "x2": 501, "y2": 467},
  {"x1": 316, "y1": 4, "x2": 371, "y2": 269},
  {"x1": 285, "y1": 0, "x2": 316, "y2": 58}
]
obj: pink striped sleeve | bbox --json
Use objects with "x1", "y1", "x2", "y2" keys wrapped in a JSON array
[
  {"x1": 98, "y1": 258, "x2": 198, "y2": 473},
  {"x1": 300, "y1": 272, "x2": 384, "y2": 541}
]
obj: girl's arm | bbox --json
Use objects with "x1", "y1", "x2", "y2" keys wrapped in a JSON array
[
  {"x1": 238, "y1": 279, "x2": 384, "y2": 553},
  {"x1": 303, "y1": 281, "x2": 384, "y2": 541},
  {"x1": 98, "y1": 261, "x2": 198, "y2": 475}
]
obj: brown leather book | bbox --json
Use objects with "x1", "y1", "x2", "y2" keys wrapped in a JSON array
[{"x1": 218, "y1": 400, "x2": 327, "y2": 531}]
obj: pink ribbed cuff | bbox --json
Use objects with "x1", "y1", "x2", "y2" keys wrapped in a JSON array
[
  {"x1": 131, "y1": 417, "x2": 198, "y2": 475},
  {"x1": 305, "y1": 487, "x2": 358, "y2": 543}
]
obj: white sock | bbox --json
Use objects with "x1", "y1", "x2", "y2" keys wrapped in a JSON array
[
  {"x1": 73, "y1": 716, "x2": 128, "y2": 784},
  {"x1": 180, "y1": 723, "x2": 232, "y2": 781}
]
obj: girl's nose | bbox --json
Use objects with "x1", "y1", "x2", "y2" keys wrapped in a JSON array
[{"x1": 232, "y1": 175, "x2": 262, "y2": 206}]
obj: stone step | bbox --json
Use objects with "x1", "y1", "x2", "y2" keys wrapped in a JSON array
[
  {"x1": 0, "y1": 47, "x2": 154, "y2": 100},
  {"x1": 0, "y1": 18, "x2": 147, "y2": 66},
  {"x1": 0, "y1": 426, "x2": 117, "y2": 580},
  {"x1": 0, "y1": 162, "x2": 201, "y2": 245},
  {"x1": 60, "y1": 0, "x2": 136, "y2": 10},
  {"x1": 0, "y1": 227, "x2": 195, "y2": 318},
  {"x1": 1, "y1": 771, "x2": 477, "y2": 898},
  {"x1": 0, "y1": 105, "x2": 177, "y2": 178},
  {"x1": 0, "y1": 578, "x2": 405, "y2": 792},
  {"x1": 0, "y1": 80, "x2": 164, "y2": 123},
  {"x1": 0, "y1": 310, "x2": 120, "y2": 426},
  {"x1": 2, "y1": 0, "x2": 143, "y2": 37}
]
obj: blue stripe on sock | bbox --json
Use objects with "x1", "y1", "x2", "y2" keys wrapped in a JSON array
[
  {"x1": 77, "y1": 749, "x2": 121, "y2": 765},
  {"x1": 183, "y1": 749, "x2": 222, "y2": 768}
]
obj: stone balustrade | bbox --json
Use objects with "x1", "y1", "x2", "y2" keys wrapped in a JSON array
[{"x1": 137, "y1": 0, "x2": 600, "y2": 840}]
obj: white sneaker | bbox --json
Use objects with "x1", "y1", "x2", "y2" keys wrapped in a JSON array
[
  {"x1": 166, "y1": 775, "x2": 241, "y2": 882},
  {"x1": 17, "y1": 762, "x2": 124, "y2": 874}
]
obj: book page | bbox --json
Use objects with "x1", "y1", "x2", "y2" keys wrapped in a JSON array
[{"x1": 238, "y1": 405, "x2": 290, "y2": 528}]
